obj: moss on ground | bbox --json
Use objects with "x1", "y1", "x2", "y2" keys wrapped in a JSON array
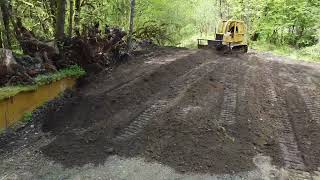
[{"x1": 0, "y1": 65, "x2": 86, "y2": 101}]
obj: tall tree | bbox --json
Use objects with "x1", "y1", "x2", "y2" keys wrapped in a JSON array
[
  {"x1": 55, "y1": 0, "x2": 67, "y2": 41},
  {"x1": 0, "y1": 7, "x2": 4, "y2": 48},
  {"x1": 0, "y1": 0, "x2": 11, "y2": 49},
  {"x1": 68, "y1": 0, "x2": 74, "y2": 37},
  {"x1": 74, "y1": 0, "x2": 81, "y2": 36},
  {"x1": 127, "y1": 0, "x2": 135, "y2": 51}
]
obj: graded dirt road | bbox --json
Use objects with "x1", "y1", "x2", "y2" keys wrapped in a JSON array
[{"x1": 1, "y1": 47, "x2": 320, "y2": 179}]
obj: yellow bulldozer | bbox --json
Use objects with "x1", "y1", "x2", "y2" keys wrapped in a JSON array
[{"x1": 197, "y1": 20, "x2": 248, "y2": 53}]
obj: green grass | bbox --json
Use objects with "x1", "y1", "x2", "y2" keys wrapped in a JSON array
[
  {"x1": 250, "y1": 41, "x2": 320, "y2": 62},
  {"x1": 34, "y1": 65, "x2": 86, "y2": 86},
  {"x1": 0, "y1": 65, "x2": 86, "y2": 101},
  {"x1": 0, "y1": 85, "x2": 37, "y2": 101},
  {"x1": 21, "y1": 112, "x2": 33, "y2": 123}
]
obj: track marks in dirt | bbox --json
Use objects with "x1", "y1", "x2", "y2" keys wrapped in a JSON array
[
  {"x1": 288, "y1": 73, "x2": 320, "y2": 125},
  {"x1": 218, "y1": 68, "x2": 239, "y2": 125},
  {"x1": 114, "y1": 101, "x2": 168, "y2": 142},
  {"x1": 82, "y1": 49, "x2": 196, "y2": 96},
  {"x1": 114, "y1": 60, "x2": 220, "y2": 143},
  {"x1": 219, "y1": 87, "x2": 237, "y2": 125},
  {"x1": 115, "y1": 56, "x2": 264, "y2": 174},
  {"x1": 273, "y1": 62, "x2": 320, "y2": 173},
  {"x1": 261, "y1": 64, "x2": 311, "y2": 179},
  {"x1": 109, "y1": 50, "x2": 197, "y2": 94}
]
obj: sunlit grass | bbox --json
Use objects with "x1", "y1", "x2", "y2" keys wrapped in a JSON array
[
  {"x1": 251, "y1": 41, "x2": 320, "y2": 62},
  {"x1": 0, "y1": 85, "x2": 37, "y2": 101}
]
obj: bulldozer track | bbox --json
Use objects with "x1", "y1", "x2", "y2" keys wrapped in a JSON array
[
  {"x1": 105, "y1": 53, "x2": 196, "y2": 95},
  {"x1": 264, "y1": 65, "x2": 311, "y2": 179},
  {"x1": 302, "y1": 92, "x2": 320, "y2": 125},
  {"x1": 83, "y1": 51, "x2": 197, "y2": 96},
  {"x1": 167, "y1": 61, "x2": 219, "y2": 93},
  {"x1": 285, "y1": 69, "x2": 320, "y2": 125},
  {"x1": 219, "y1": 83, "x2": 237, "y2": 125},
  {"x1": 218, "y1": 61, "x2": 242, "y2": 125},
  {"x1": 114, "y1": 60, "x2": 219, "y2": 142},
  {"x1": 113, "y1": 100, "x2": 169, "y2": 142}
]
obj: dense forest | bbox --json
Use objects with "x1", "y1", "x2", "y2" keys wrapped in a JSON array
[{"x1": 0, "y1": 0, "x2": 319, "y2": 56}]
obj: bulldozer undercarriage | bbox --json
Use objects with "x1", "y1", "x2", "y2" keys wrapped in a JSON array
[
  {"x1": 198, "y1": 41, "x2": 248, "y2": 54},
  {"x1": 224, "y1": 45, "x2": 248, "y2": 54}
]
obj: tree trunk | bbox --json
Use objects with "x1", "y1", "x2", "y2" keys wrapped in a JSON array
[
  {"x1": 0, "y1": 6, "x2": 5, "y2": 48},
  {"x1": 0, "y1": 1, "x2": 11, "y2": 49},
  {"x1": 127, "y1": 0, "x2": 135, "y2": 51},
  {"x1": 68, "y1": 0, "x2": 74, "y2": 37},
  {"x1": 55, "y1": 0, "x2": 66, "y2": 41},
  {"x1": 219, "y1": 0, "x2": 222, "y2": 19},
  {"x1": 0, "y1": 32, "x2": 2, "y2": 48},
  {"x1": 74, "y1": 0, "x2": 81, "y2": 36}
]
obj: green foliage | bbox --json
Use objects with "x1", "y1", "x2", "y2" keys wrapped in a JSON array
[
  {"x1": 0, "y1": 85, "x2": 37, "y2": 101},
  {"x1": 4, "y1": 0, "x2": 320, "y2": 60},
  {"x1": 21, "y1": 112, "x2": 33, "y2": 123},
  {"x1": 251, "y1": 41, "x2": 320, "y2": 62},
  {"x1": 134, "y1": 21, "x2": 176, "y2": 45},
  {"x1": 299, "y1": 44, "x2": 320, "y2": 61},
  {"x1": 35, "y1": 65, "x2": 86, "y2": 86},
  {"x1": 0, "y1": 65, "x2": 86, "y2": 100},
  {"x1": 234, "y1": 0, "x2": 320, "y2": 48},
  {"x1": 12, "y1": 0, "x2": 55, "y2": 39}
]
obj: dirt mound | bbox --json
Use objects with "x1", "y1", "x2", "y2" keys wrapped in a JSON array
[
  {"x1": 40, "y1": 48, "x2": 211, "y2": 167},
  {"x1": 1, "y1": 49, "x2": 320, "y2": 177},
  {"x1": 39, "y1": 50, "x2": 284, "y2": 175}
]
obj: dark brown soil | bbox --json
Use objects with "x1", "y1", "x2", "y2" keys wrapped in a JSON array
[{"x1": 1, "y1": 48, "x2": 320, "y2": 176}]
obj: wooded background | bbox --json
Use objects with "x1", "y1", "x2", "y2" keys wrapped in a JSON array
[{"x1": 0, "y1": 0, "x2": 319, "y2": 52}]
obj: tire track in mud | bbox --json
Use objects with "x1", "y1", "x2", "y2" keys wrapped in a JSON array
[
  {"x1": 114, "y1": 60, "x2": 221, "y2": 142},
  {"x1": 262, "y1": 63, "x2": 311, "y2": 179}
]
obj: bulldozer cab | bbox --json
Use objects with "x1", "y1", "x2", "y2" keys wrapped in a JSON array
[{"x1": 222, "y1": 20, "x2": 246, "y2": 44}]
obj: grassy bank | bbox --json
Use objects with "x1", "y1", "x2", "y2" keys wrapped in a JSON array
[
  {"x1": 250, "y1": 41, "x2": 320, "y2": 62},
  {"x1": 0, "y1": 65, "x2": 86, "y2": 101}
]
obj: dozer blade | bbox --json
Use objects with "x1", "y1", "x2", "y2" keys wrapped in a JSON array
[{"x1": 197, "y1": 39, "x2": 209, "y2": 49}]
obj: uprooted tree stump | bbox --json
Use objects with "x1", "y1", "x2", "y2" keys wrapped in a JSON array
[
  {"x1": 60, "y1": 25, "x2": 129, "y2": 73},
  {"x1": 0, "y1": 48, "x2": 34, "y2": 86},
  {"x1": 1, "y1": 20, "x2": 131, "y2": 86}
]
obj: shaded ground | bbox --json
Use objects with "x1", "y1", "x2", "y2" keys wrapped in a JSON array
[{"x1": 0, "y1": 47, "x2": 320, "y2": 179}]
